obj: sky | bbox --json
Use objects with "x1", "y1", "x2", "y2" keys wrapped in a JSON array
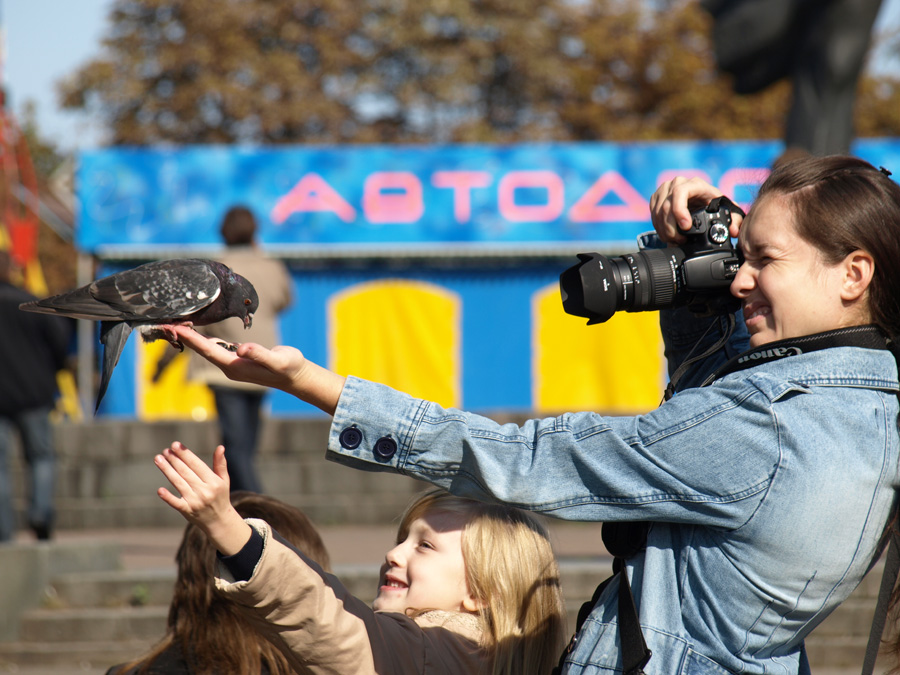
[
  {"x1": 4, "y1": 0, "x2": 113, "y2": 152},
  {"x1": 4, "y1": 0, "x2": 900, "y2": 154}
]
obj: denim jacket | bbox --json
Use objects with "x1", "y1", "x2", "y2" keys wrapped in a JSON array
[{"x1": 326, "y1": 310, "x2": 900, "y2": 674}]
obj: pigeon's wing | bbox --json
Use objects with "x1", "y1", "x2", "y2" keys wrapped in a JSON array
[
  {"x1": 96, "y1": 321, "x2": 133, "y2": 412},
  {"x1": 90, "y1": 259, "x2": 221, "y2": 321},
  {"x1": 20, "y1": 284, "x2": 129, "y2": 321}
]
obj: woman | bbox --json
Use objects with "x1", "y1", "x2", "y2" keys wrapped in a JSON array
[{"x1": 168, "y1": 155, "x2": 900, "y2": 674}]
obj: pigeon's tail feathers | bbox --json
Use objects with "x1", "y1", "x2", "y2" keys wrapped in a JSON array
[
  {"x1": 96, "y1": 321, "x2": 134, "y2": 413},
  {"x1": 20, "y1": 286, "x2": 125, "y2": 321}
]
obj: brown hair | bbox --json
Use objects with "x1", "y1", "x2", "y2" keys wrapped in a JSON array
[
  {"x1": 396, "y1": 489, "x2": 567, "y2": 675},
  {"x1": 220, "y1": 206, "x2": 257, "y2": 246},
  {"x1": 754, "y1": 155, "x2": 900, "y2": 340},
  {"x1": 116, "y1": 491, "x2": 329, "y2": 675}
]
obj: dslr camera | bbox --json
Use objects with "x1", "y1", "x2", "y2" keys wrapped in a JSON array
[{"x1": 559, "y1": 196, "x2": 744, "y2": 324}]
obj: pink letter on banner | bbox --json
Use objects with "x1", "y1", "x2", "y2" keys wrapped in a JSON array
[
  {"x1": 719, "y1": 168, "x2": 770, "y2": 212},
  {"x1": 270, "y1": 173, "x2": 357, "y2": 224},
  {"x1": 569, "y1": 172, "x2": 649, "y2": 222},
  {"x1": 498, "y1": 171, "x2": 565, "y2": 222},
  {"x1": 364, "y1": 172, "x2": 425, "y2": 223},
  {"x1": 432, "y1": 171, "x2": 492, "y2": 223}
]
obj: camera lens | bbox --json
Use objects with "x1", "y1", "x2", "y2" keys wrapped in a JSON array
[{"x1": 559, "y1": 248, "x2": 683, "y2": 324}]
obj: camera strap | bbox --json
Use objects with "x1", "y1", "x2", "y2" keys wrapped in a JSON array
[
  {"x1": 700, "y1": 324, "x2": 892, "y2": 386},
  {"x1": 663, "y1": 313, "x2": 737, "y2": 402}
]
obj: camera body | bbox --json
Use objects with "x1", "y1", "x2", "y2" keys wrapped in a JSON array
[{"x1": 559, "y1": 196, "x2": 744, "y2": 324}]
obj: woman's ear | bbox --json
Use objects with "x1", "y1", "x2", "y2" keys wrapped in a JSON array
[
  {"x1": 840, "y1": 249, "x2": 875, "y2": 303},
  {"x1": 462, "y1": 593, "x2": 484, "y2": 613}
]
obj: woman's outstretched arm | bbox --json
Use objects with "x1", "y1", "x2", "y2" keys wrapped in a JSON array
[{"x1": 166, "y1": 324, "x2": 346, "y2": 415}]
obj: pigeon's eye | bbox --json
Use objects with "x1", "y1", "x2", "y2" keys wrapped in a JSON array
[{"x1": 244, "y1": 298, "x2": 252, "y2": 306}]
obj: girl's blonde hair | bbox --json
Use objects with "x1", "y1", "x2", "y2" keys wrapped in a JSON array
[{"x1": 397, "y1": 488, "x2": 567, "y2": 675}]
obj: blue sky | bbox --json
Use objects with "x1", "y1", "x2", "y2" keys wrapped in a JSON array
[
  {"x1": 5, "y1": 0, "x2": 113, "y2": 151},
  {"x1": 4, "y1": 0, "x2": 900, "y2": 154}
]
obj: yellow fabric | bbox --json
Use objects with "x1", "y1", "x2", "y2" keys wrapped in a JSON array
[
  {"x1": 50, "y1": 371, "x2": 83, "y2": 423},
  {"x1": 532, "y1": 283, "x2": 663, "y2": 415},
  {"x1": 23, "y1": 258, "x2": 48, "y2": 297},
  {"x1": 139, "y1": 339, "x2": 216, "y2": 421},
  {"x1": 329, "y1": 280, "x2": 460, "y2": 409}
]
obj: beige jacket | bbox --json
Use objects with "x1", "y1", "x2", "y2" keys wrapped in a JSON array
[
  {"x1": 191, "y1": 247, "x2": 292, "y2": 391},
  {"x1": 216, "y1": 519, "x2": 486, "y2": 675}
]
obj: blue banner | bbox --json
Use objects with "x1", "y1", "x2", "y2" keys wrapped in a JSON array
[
  {"x1": 82, "y1": 139, "x2": 900, "y2": 418},
  {"x1": 68, "y1": 141, "x2": 777, "y2": 253},
  {"x1": 77, "y1": 140, "x2": 900, "y2": 254}
]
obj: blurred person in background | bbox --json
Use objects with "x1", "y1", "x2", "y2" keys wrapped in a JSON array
[
  {"x1": 157, "y1": 206, "x2": 293, "y2": 493},
  {"x1": 0, "y1": 250, "x2": 72, "y2": 541}
]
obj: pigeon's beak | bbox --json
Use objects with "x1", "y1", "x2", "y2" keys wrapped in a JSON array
[{"x1": 243, "y1": 314, "x2": 253, "y2": 329}]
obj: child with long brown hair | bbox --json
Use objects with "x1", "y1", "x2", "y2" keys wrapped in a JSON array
[
  {"x1": 154, "y1": 441, "x2": 567, "y2": 674},
  {"x1": 106, "y1": 490, "x2": 330, "y2": 675}
]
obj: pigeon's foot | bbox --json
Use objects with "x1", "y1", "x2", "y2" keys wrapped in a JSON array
[
  {"x1": 216, "y1": 341, "x2": 240, "y2": 352},
  {"x1": 140, "y1": 324, "x2": 186, "y2": 351}
]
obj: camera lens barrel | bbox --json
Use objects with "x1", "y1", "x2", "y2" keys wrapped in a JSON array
[
  {"x1": 619, "y1": 248, "x2": 683, "y2": 312},
  {"x1": 559, "y1": 248, "x2": 684, "y2": 324},
  {"x1": 559, "y1": 197, "x2": 744, "y2": 324}
]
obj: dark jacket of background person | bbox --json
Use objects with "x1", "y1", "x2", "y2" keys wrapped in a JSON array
[
  {"x1": 0, "y1": 271, "x2": 71, "y2": 416},
  {"x1": 105, "y1": 491, "x2": 330, "y2": 675},
  {"x1": 0, "y1": 254, "x2": 71, "y2": 540}
]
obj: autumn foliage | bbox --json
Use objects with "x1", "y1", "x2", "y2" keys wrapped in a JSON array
[{"x1": 56, "y1": 0, "x2": 900, "y2": 147}]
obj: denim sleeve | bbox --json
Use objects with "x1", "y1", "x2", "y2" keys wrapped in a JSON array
[
  {"x1": 326, "y1": 375, "x2": 778, "y2": 529},
  {"x1": 660, "y1": 307, "x2": 750, "y2": 392}
]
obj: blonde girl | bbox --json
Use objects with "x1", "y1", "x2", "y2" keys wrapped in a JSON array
[{"x1": 155, "y1": 441, "x2": 566, "y2": 675}]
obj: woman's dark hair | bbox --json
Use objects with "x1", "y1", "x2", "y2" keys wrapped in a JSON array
[
  {"x1": 755, "y1": 154, "x2": 900, "y2": 340},
  {"x1": 113, "y1": 491, "x2": 329, "y2": 675},
  {"x1": 220, "y1": 206, "x2": 258, "y2": 246}
]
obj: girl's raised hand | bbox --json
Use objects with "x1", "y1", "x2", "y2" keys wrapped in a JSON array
[{"x1": 155, "y1": 442, "x2": 251, "y2": 555}]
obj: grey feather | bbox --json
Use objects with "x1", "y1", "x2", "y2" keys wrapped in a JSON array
[{"x1": 20, "y1": 258, "x2": 259, "y2": 413}]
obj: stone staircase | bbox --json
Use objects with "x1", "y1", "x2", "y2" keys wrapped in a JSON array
[
  {"x1": 0, "y1": 550, "x2": 615, "y2": 673},
  {"x1": 0, "y1": 550, "x2": 891, "y2": 674},
  {"x1": 0, "y1": 418, "x2": 894, "y2": 673}
]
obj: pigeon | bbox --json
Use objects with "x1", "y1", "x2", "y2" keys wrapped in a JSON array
[{"x1": 19, "y1": 258, "x2": 259, "y2": 413}]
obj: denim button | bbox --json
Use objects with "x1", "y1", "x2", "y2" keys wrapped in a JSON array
[
  {"x1": 339, "y1": 427, "x2": 362, "y2": 450},
  {"x1": 373, "y1": 436, "x2": 397, "y2": 459}
]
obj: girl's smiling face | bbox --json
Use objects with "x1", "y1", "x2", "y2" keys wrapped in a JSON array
[
  {"x1": 730, "y1": 195, "x2": 864, "y2": 347},
  {"x1": 373, "y1": 510, "x2": 478, "y2": 615}
]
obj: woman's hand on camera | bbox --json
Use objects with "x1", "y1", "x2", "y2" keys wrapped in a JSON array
[
  {"x1": 650, "y1": 177, "x2": 741, "y2": 244},
  {"x1": 164, "y1": 324, "x2": 346, "y2": 415}
]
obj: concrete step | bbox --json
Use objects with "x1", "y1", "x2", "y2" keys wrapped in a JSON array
[
  {"x1": 0, "y1": 531, "x2": 890, "y2": 673},
  {"x1": 0, "y1": 558, "x2": 616, "y2": 670},
  {"x1": 47, "y1": 568, "x2": 176, "y2": 609},
  {"x1": 0, "y1": 638, "x2": 156, "y2": 672},
  {"x1": 17, "y1": 606, "x2": 169, "y2": 643},
  {"x1": 5, "y1": 418, "x2": 434, "y2": 530}
]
